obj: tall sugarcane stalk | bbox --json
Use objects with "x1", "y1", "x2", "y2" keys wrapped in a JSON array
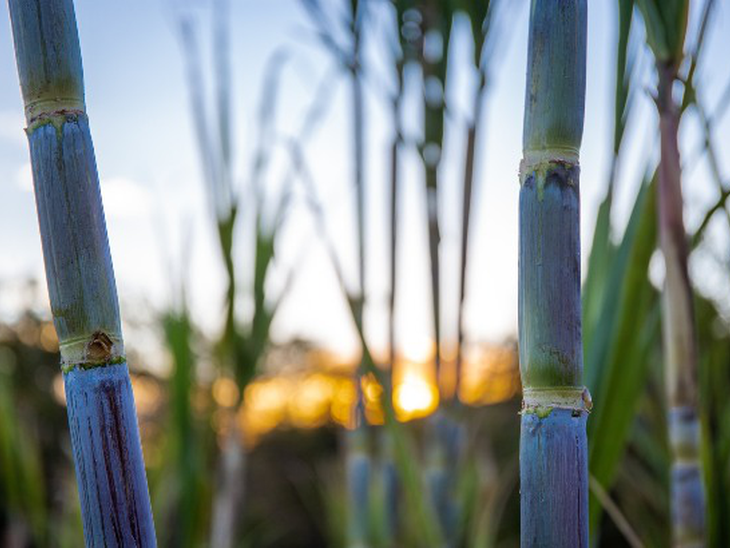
[
  {"x1": 636, "y1": 1, "x2": 705, "y2": 544},
  {"x1": 455, "y1": 0, "x2": 493, "y2": 402},
  {"x1": 301, "y1": 1, "x2": 372, "y2": 543},
  {"x1": 178, "y1": 3, "x2": 290, "y2": 546},
  {"x1": 518, "y1": 1, "x2": 589, "y2": 545},
  {"x1": 419, "y1": 0, "x2": 450, "y2": 390},
  {"x1": 347, "y1": 1, "x2": 373, "y2": 542},
  {"x1": 177, "y1": 6, "x2": 246, "y2": 546},
  {"x1": 416, "y1": 3, "x2": 459, "y2": 542},
  {"x1": 290, "y1": 119, "x2": 443, "y2": 548},
  {"x1": 7, "y1": 0, "x2": 156, "y2": 545},
  {"x1": 381, "y1": 4, "x2": 406, "y2": 542},
  {"x1": 657, "y1": 64, "x2": 704, "y2": 545}
]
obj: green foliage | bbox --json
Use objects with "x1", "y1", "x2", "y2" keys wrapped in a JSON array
[
  {"x1": 584, "y1": 175, "x2": 660, "y2": 534},
  {"x1": 154, "y1": 310, "x2": 211, "y2": 547},
  {"x1": 635, "y1": 0, "x2": 689, "y2": 63},
  {"x1": 613, "y1": 0, "x2": 636, "y2": 156},
  {"x1": 696, "y1": 296, "x2": 730, "y2": 546},
  {"x1": 0, "y1": 349, "x2": 46, "y2": 542}
]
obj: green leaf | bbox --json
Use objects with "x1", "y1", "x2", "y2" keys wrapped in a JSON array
[
  {"x1": 696, "y1": 295, "x2": 730, "y2": 546},
  {"x1": 636, "y1": 0, "x2": 689, "y2": 63},
  {"x1": 584, "y1": 175, "x2": 660, "y2": 534}
]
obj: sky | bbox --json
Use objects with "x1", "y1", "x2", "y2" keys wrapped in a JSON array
[{"x1": 0, "y1": 0, "x2": 729, "y2": 365}]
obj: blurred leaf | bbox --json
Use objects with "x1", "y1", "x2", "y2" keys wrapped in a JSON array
[
  {"x1": 583, "y1": 0, "x2": 636, "y2": 354},
  {"x1": 613, "y1": 0, "x2": 636, "y2": 155},
  {"x1": 582, "y1": 194, "x2": 616, "y2": 361},
  {"x1": 585, "y1": 175, "x2": 660, "y2": 535},
  {"x1": 636, "y1": 0, "x2": 689, "y2": 63},
  {"x1": 155, "y1": 310, "x2": 209, "y2": 547},
  {"x1": 0, "y1": 351, "x2": 46, "y2": 543},
  {"x1": 696, "y1": 295, "x2": 730, "y2": 547}
]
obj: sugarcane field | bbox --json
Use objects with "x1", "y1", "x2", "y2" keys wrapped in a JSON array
[{"x1": 1, "y1": 0, "x2": 729, "y2": 546}]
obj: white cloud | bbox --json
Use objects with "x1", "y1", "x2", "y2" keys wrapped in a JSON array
[
  {"x1": 100, "y1": 176, "x2": 152, "y2": 219},
  {"x1": 0, "y1": 110, "x2": 27, "y2": 147},
  {"x1": 11, "y1": 165, "x2": 152, "y2": 221},
  {"x1": 13, "y1": 163, "x2": 33, "y2": 192}
]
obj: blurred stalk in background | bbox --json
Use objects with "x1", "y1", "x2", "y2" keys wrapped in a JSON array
[
  {"x1": 636, "y1": 0, "x2": 705, "y2": 544},
  {"x1": 176, "y1": 1, "x2": 293, "y2": 546},
  {"x1": 414, "y1": 3, "x2": 464, "y2": 542},
  {"x1": 299, "y1": 1, "x2": 373, "y2": 545},
  {"x1": 380, "y1": 1, "x2": 411, "y2": 545},
  {"x1": 7, "y1": 0, "x2": 156, "y2": 545}
]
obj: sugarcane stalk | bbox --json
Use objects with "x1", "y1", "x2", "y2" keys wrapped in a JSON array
[
  {"x1": 518, "y1": 1, "x2": 589, "y2": 546},
  {"x1": 7, "y1": 0, "x2": 156, "y2": 545},
  {"x1": 419, "y1": 0, "x2": 450, "y2": 384},
  {"x1": 656, "y1": 62, "x2": 705, "y2": 547},
  {"x1": 456, "y1": 0, "x2": 492, "y2": 400},
  {"x1": 416, "y1": 4, "x2": 459, "y2": 542},
  {"x1": 455, "y1": 102, "x2": 479, "y2": 400},
  {"x1": 635, "y1": 0, "x2": 706, "y2": 542},
  {"x1": 382, "y1": 48, "x2": 402, "y2": 548},
  {"x1": 291, "y1": 139, "x2": 444, "y2": 548},
  {"x1": 380, "y1": 4, "x2": 420, "y2": 542}
]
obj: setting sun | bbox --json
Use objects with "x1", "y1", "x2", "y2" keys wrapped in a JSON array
[{"x1": 393, "y1": 372, "x2": 439, "y2": 421}]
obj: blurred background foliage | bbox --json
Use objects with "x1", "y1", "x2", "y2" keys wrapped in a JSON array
[{"x1": 1, "y1": 0, "x2": 730, "y2": 547}]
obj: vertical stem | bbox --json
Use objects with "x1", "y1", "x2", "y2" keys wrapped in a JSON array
[
  {"x1": 347, "y1": 4, "x2": 371, "y2": 546},
  {"x1": 518, "y1": 1, "x2": 589, "y2": 546},
  {"x1": 420, "y1": 0, "x2": 449, "y2": 379},
  {"x1": 456, "y1": 66, "x2": 485, "y2": 401},
  {"x1": 383, "y1": 65, "x2": 402, "y2": 548},
  {"x1": 656, "y1": 63, "x2": 705, "y2": 547},
  {"x1": 387, "y1": 87, "x2": 400, "y2": 416},
  {"x1": 213, "y1": 0, "x2": 233, "y2": 204},
  {"x1": 419, "y1": 4, "x2": 457, "y2": 543},
  {"x1": 7, "y1": 0, "x2": 156, "y2": 545}
]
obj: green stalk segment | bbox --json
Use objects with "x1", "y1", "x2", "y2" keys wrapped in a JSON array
[
  {"x1": 518, "y1": 1, "x2": 589, "y2": 545},
  {"x1": 8, "y1": 0, "x2": 156, "y2": 545}
]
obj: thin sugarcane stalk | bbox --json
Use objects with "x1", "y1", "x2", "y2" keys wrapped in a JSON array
[
  {"x1": 342, "y1": 4, "x2": 373, "y2": 546},
  {"x1": 7, "y1": 0, "x2": 156, "y2": 545},
  {"x1": 455, "y1": 101, "x2": 479, "y2": 401},
  {"x1": 518, "y1": 1, "x2": 589, "y2": 545},
  {"x1": 386, "y1": 62, "x2": 401, "y2": 424},
  {"x1": 203, "y1": 4, "x2": 248, "y2": 548},
  {"x1": 381, "y1": 3, "x2": 420, "y2": 540},
  {"x1": 456, "y1": 1, "x2": 491, "y2": 401},
  {"x1": 416, "y1": 4, "x2": 460, "y2": 542},
  {"x1": 179, "y1": 5, "x2": 252, "y2": 546},
  {"x1": 290, "y1": 140, "x2": 444, "y2": 548},
  {"x1": 419, "y1": 0, "x2": 450, "y2": 384},
  {"x1": 656, "y1": 61, "x2": 705, "y2": 547},
  {"x1": 635, "y1": 0, "x2": 707, "y2": 540},
  {"x1": 382, "y1": 46, "x2": 403, "y2": 548}
]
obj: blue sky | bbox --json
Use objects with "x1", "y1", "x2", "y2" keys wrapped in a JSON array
[{"x1": 0, "y1": 0, "x2": 728, "y2": 365}]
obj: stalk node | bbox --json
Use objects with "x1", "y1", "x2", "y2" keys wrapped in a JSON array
[
  {"x1": 60, "y1": 331, "x2": 125, "y2": 372},
  {"x1": 26, "y1": 108, "x2": 86, "y2": 134},
  {"x1": 519, "y1": 149, "x2": 580, "y2": 186},
  {"x1": 521, "y1": 386, "x2": 592, "y2": 416}
]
